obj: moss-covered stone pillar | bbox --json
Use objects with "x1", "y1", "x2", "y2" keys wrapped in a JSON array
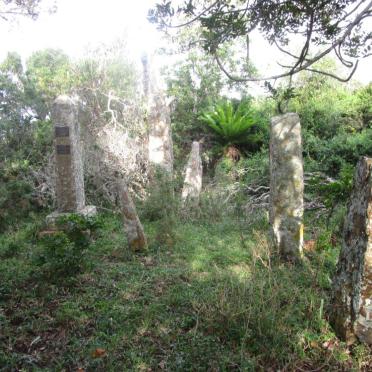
[
  {"x1": 330, "y1": 157, "x2": 372, "y2": 345},
  {"x1": 269, "y1": 113, "x2": 304, "y2": 262}
]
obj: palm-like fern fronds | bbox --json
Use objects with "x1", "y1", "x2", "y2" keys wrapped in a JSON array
[{"x1": 200, "y1": 100, "x2": 259, "y2": 145}]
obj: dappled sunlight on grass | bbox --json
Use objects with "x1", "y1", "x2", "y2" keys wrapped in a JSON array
[
  {"x1": 228, "y1": 263, "x2": 252, "y2": 280},
  {"x1": 0, "y1": 213, "x2": 371, "y2": 370}
]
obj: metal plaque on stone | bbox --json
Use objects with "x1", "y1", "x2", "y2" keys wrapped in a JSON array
[
  {"x1": 56, "y1": 145, "x2": 71, "y2": 155},
  {"x1": 55, "y1": 126, "x2": 70, "y2": 137}
]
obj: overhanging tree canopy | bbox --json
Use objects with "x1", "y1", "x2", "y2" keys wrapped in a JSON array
[
  {"x1": 0, "y1": 0, "x2": 51, "y2": 21},
  {"x1": 149, "y1": 0, "x2": 372, "y2": 82}
]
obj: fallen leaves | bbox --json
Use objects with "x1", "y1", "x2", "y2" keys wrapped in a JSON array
[{"x1": 92, "y1": 348, "x2": 106, "y2": 358}]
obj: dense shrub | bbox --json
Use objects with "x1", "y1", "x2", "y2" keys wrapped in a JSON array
[
  {"x1": 304, "y1": 128, "x2": 372, "y2": 176},
  {"x1": 34, "y1": 214, "x2": 100, "y2": 281}
]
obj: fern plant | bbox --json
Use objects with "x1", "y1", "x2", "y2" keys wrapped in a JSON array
[{"x1": 200, "y1": 100, "x2": 262, "y2": 147}]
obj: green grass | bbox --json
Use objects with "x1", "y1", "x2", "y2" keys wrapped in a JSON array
[{"x1": 0, "y1": 213, "x2": 371, "y2": 371}]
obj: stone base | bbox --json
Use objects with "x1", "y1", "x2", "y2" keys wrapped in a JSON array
[{"x1": 46, "y1": 205, "x2": 97, "y2": 226}]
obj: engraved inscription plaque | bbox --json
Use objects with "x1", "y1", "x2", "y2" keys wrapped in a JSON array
[
  {"x1": 56, "y1": 145, "x2": 71, "y2": 155},
  {"x1": 55, "y1": 126, "x2": 70, "y2": 137}
]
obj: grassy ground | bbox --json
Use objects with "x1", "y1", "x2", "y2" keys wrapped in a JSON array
[{"x1": 0, "y1": 212, "x2": 371, "y2": 371}]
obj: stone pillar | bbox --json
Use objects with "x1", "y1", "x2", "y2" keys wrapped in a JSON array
[
  {"x1": 142, "y1": 54, "x2": 174, "y2": 175},
  {"x1": 47, "y1": 95, "x2": 96, "y2": 224},
  {"x1": 148, "y1": 93, "x2": 174, "y2": 174},
  {"x1": 330, "y1": 157, "x2": 372, "y2": 345},
  {"x1": 182, "y1": 141, "x2": 202, "y2": 204},
  {"x1": 269, "y1": 113, "x2": 304, "y2": 262},
  {"x1": 117, "y1": 178, "x2": 147, "y2": 251}
]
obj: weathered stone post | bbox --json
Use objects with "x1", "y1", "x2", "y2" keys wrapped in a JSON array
[
  {"x1": 46, "y1": 95, "x2": 96, "y2": 224},
  {"x1": 117, "y1": 178, "x2": 147, "y2": 251},
  {"x1": 330, "y1": 157, "x2": 372, "y2": 345},
  {"x1": 182, "y1": 141, "x2": 202, "y2": 204},
  {"x1": 269, "y1": 113, "x2": 304, "y2": 262},
  {"x1": 142, "y1": 54, "x2": 174, "y2": 175}
]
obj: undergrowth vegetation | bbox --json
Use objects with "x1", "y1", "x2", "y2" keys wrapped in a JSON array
[{"x1": 0, "y1": 207, "x2": 371, "y2": 370}]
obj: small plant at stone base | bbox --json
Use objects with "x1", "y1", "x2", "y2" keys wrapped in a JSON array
[{"x1": 34, "y1": 214, "x2": 101, "y2": 282}]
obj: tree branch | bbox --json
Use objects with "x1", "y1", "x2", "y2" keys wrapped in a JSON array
[
  {"x1": 214, "y1": 0, "x2": 372, "y2": 82},
  {"x1": 162, "y1": 0, "x2": 220, "y2": 28},
  {"x1": 305, "y1": 61, "x2": 359, "y2": 82}
]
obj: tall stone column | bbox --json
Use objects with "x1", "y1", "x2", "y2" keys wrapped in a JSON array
[
  {"x1": 47, "y1": 95, "x2": 96, "y2": 224},
  {"x1": 269, "y1": 113, "x2": 304, "y2": 262},
  {"x1": 142, "y1": 54, "x2": 174, "y2": 175},
  {"x1": 182, "y1": 141, "x2": 202, "y2": 204},
  {"x1": 330, "y1": 157, "x2": 372, "y2": 345},
  {"x1": 117, "y1": 178, "x2": 147, "y2": 251}
]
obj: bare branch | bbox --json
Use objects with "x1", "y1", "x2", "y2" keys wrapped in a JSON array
[
  {"x1": 274, "y1": 40, "x2": 310, "y2": 62},
  {"x1": 246, "y1": 34, "x2": 250, "y2": 63},
  {"x1": 335, "y1": 44, "x2": 354, "y2": 67},
  {"x1": 305, "y1": 60, "x2": 359, "y2": 82},
  {"x1": 289, "y1": 10, "x2": 315, "y2": 73}
]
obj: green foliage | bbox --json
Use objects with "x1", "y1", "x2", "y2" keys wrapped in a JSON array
[
  {"x1": 200, "y1": 100, "x2": 266, "y2": 152},
  {"x1": 240, "y1": 149, "x2": 270, "y2": 186},
  {"x1": 200, "y1": 100, "x2": 259, "y2": 145},
  {"x1": 165, "y1": 50, "x2": 228, "y2": 168},
  {"x1": 264, "y1": 81, "x2": 297, "y2": 114},
  {"x1": 0, "y1": 52, "x2": 55, "y2": 230},
  {"x1": 325, "y1": 168, "x2": 354, "y2": 208},
  {"x1": 139, "y1": 169, "x2": 180, "y2": 248},
  {"x1": 0, "y1": 178, "x2": 32, "y2": 231},
  {"x1": 291, "y1": 71, "x2": 372, "y2": 209},
  {"x1": 34, "y1": 214, "x2": 101, "y2": 281},
  {"x1": 1, "y1": 213, "x2": 370, "y2": 370},
  {"x1": 26, "y1": 49, "x2": 74, "y2": 118}
]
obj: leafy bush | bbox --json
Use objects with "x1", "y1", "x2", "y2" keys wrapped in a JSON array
[
  {"x1": 304, "y1": 128, "x2": 372, "y2": 176},
  {"x1": 0, "y1": 178, "x2": 33, "y2": 231},
  {"x1": 34, "y1": 214, "x2": 100, "y2": 281}
]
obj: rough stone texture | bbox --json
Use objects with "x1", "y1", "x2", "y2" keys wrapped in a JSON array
[
  {"x1": 47, "y1": 95, "x2": 96, "y2": 225},
  {"x1": 330, "y1": 157, "x2": 372, "y2": 345},
  {"x1": 269, "y1": 113, "x2": 304, "y2": 261},
  {"x1": 148, "y1": 93, "x2": 174, "y2": 174},
  {"x1": 142, "y1": 54, "x2": 174, "y2": 174},
  {"x1": 117, "y1": 178, "x2": 147, "y2": 251},
  {"x1": 52, "y1": 95, "x2": 85, "y2": 212},
  {"x1": 182, "y1": 141, "x2": 203, "y2": 204}
]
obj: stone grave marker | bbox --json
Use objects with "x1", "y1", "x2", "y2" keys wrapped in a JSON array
[{"x1": 46, "y1": 95, "x2": 96, "y2": 225}]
